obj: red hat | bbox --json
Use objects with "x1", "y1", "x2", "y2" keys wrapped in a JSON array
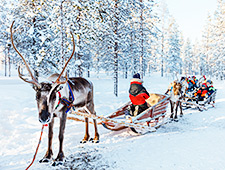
[{"x1": 202, "y1": 83, "x2": 207, "y2": 87}]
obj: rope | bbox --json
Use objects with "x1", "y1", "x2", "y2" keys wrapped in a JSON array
[
  {"x1": 67, "y1": 116, "x2": 102, "y2": 125},
  {"x1": 70, "y1": 111, "x2": 156, "y2": 132},
  {"x1": 25, "y1": 125, "x2": 45, "y2": 170}
]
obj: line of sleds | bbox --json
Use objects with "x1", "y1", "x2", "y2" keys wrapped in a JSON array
[
  {"x1": 69, "y1": 82, "x2": 216, "y2": 135},
  {"x1": 180, "y1": 76, "x2": 217, "y2": 111},
  {"x1": 69, "y1": 91, "x2": 216, "y2": 135},
  {"x1": 99, "y1": 92, "x2": 216, "y2": 135}
]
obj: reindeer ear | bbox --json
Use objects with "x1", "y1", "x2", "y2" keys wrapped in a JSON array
[
  {"x1": 32, "y1": 84, "x2": 40, "y2": 91},
  {"x1": 48, "y1": 73, "x2": 60, "y2": 82}
]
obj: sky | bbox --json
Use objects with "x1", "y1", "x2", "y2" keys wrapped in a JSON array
[{"x1": 164, "y1": 0, "x2": 218, "y2": 42}]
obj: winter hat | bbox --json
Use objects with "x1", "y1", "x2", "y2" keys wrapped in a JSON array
[
  {"x1": 133, "y1": 73, "x2": 140, "y2": 79},
  {"x1": 206, "y1": 80, "x2": 212, "y2": 84},
  {"x1": 202, "y1": 83, "x2": 207, "y2": 87},
  {"x1": 180, "y1": 77, "x2": 185, "y2": 81}
]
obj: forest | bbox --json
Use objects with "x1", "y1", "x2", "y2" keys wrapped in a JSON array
[{"x1": 0, "y1": 0, "x2": 224, "y2": 96}]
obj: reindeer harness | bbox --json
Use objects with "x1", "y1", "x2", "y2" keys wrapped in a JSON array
[{"x1": 55, "y1": 81, "x2": 75, "y2": 113}]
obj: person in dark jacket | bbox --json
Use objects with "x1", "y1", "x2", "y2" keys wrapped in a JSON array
[
  {"x1": 129, "y1": 73, "x2": 150, "y2": 116},
  {"x1": 206, "y1": 80, "x2": 215, "y2": 96}
]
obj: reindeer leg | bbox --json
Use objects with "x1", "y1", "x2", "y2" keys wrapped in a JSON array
[
  {"x1": 170, "y1": 101, "x2": 174, "y2": 119},
  {"x1": 179, "y1": 101, "x2": 183, "y2": 117},
  {"x1": 84, "y1": 99, "x2": 99, "y2": 143},
  {"x1": 80, "y1": 117, "x2": 90, "y2": 143},
  {"x1": 92, "y1": 119, "x2": 100, "y2": 143},
  {"x1": 54, "y1": 112, "x2": 67, "y2": 163},
  {"x1": 174, "y1": 102, "x2": 179, "y2": 121},
  {"x1": 39, "y1": 117, "x2": 54, "y2": 163}
]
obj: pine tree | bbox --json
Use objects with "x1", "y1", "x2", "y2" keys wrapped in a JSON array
[
  {"x1": 157, "y1": 0, "x2": 170, "y2": 77},
  {"x1": 166, "y1": 18, "x2": 182, "y2": 78},
  {"x1": 213, "y1": 0, "x2": 225, "y2": 80},
  {"x1": 181, "y1": 39, "x2": 193, "y2": 75},
  {"x1": 202, "y1": 14, "x2": 215, "y2": 77},
  {"x1": 12, "y1": 0, "x2": 58, "y2": 78},
  {"x1": 0, "y1": 0, "x2": 14, "y2": 76}
]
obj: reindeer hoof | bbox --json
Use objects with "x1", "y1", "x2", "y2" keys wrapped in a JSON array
[
  {"x1": 174, "y1": 119, "x2": 179, "y2": 122},
  {"x1": 169, "y1": 117, "x2": 174, "y2": 122},
  {"x1": 52, "y1": 161, "x2": 64, "y2": 166},
  {"x1": 80, "y1": 139, "x2": 88, "y2": 144},
  {"x1": 39, "y1": 158, "x2": 52, "y2": 163},
  {"x1": 89, "y1": 138, "x2": 99, "y2": 143}
]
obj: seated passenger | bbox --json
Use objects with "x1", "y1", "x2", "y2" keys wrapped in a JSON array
[
  {"x1": 194, "y1": 83, "x2": 208, "y2": 101},
  {"x1": 206, "y1": 80, "x2": 215, "y2": 96},
  {"x1": 129, "y1": 73, "x2": 150, "y2": 116},
  {"x1": 192, "y1": 76, "x2": 198, "y2": 88},
  {"x1": 187, "y1": 78, "x2": 195, "y2": 92}
]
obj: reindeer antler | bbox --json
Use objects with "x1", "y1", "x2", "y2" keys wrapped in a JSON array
[
  {"x1": 55, "y1": 32, "x2": 75, "y2": 84},
  {"x1": 10, "y1": 21, "x2": 41, "y2": 88}
]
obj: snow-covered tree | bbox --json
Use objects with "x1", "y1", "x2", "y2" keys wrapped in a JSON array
[
  {"x1": 0, "y1": 0, "x2": 15, "y2": 76},
  {"x1": 201, "y1": 14, "x2": 215, "y2": 77},
  {"x1": 181, "y1": 39, "x2": 193, "y2": 75},
  {"x1": 12, "y1": 0, "x2": 58, "y2": 78},
  {"x1": 212, "y1": 0, "x2": 225, "y2": 80},
  {"x1": 165, "y1": 18, "x2": 182, "y2": 78},
  {"x1": 156, "y1": 0, "x2": 170, "y2": 77},
  {"x1": 201, "y1": 0, "x2": 225, "y2": 79}
]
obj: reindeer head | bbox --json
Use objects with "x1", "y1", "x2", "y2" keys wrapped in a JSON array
[
  {"x1": 10, "y1": 21, "x2": 75, "y2": 124},
  {"x1": 172, "y1": 81, "x2": 182, "y2": 96}
]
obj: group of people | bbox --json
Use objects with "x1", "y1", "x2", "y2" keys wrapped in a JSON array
[
  {"x1": 127, "y1": 73, "x2": 216, "y2": 117},
  {"x1": 182, "y1": 75, "x2": 216, "y2": 102}
]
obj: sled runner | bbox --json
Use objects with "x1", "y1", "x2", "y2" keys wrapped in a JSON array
[
  {"x1": 101, "y1": 94, "x2": 170, "y2": 134},
  {"x1": 182, "y1": 90, "x2": 217, "y2": 111}
]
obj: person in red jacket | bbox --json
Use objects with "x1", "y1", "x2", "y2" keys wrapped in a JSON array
[
  {"x1": 129, "y1": 73, "x2": 150, "y2": 116},
  {"x1": 194, "y1": 83, "x2": 208, "y2": 102}
]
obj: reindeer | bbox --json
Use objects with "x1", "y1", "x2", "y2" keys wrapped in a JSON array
[
  {"x1": 167, "y1": 81, "x2": 183, "y2": 121},
  {"x1": 10, "y1": 21, "x2": 99, "y2": 165}
]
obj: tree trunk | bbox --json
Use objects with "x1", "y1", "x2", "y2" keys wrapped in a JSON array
[
  {"x1": 130, "y1": 22, "x2": 136, "y2": 76},
  {"x1": 8, "y1": 55, "x2": 11, "y2": 77},
  {"x1": 125, "y1": 62, "x2": 128, "y2": 79},
  {"x1": 60, "y1": 0, "x2": 65, "y2": 69},
  {"x1": 77, "y1": 3, "x2": 83, "y2": 77},
  {"x1": 161, "y1": 34, "x2": 164, "y2": 77},
  {"x1": 114, "y1": 0, "x2": 118, "y2": 97},
  {"x1": 139, "y1": 0, "x2": 144, "y2": 79},
  {"x1": 4, "y1": 49, "x2": 7, "y2": 77}
]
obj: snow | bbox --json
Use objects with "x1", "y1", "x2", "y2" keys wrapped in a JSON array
[{"x1": 0, "y1": 72, "x2": 225, "y2": 170}]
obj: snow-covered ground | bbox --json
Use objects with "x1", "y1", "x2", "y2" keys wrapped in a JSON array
[{"x1": 0, "y1": 72, "x2": 225, "y2": 170}]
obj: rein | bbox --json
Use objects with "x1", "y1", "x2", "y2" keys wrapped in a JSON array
[{"x1": 25, "y1": 124, "x2": 46, "y2": 170}]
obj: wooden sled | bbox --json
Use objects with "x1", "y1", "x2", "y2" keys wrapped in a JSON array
[
  {"x1": 102, "y1": 94, "x2": 170, "y2": 134},
  {"x1": 182, "y1": 90, "x2": 217, "y2": 111}
]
